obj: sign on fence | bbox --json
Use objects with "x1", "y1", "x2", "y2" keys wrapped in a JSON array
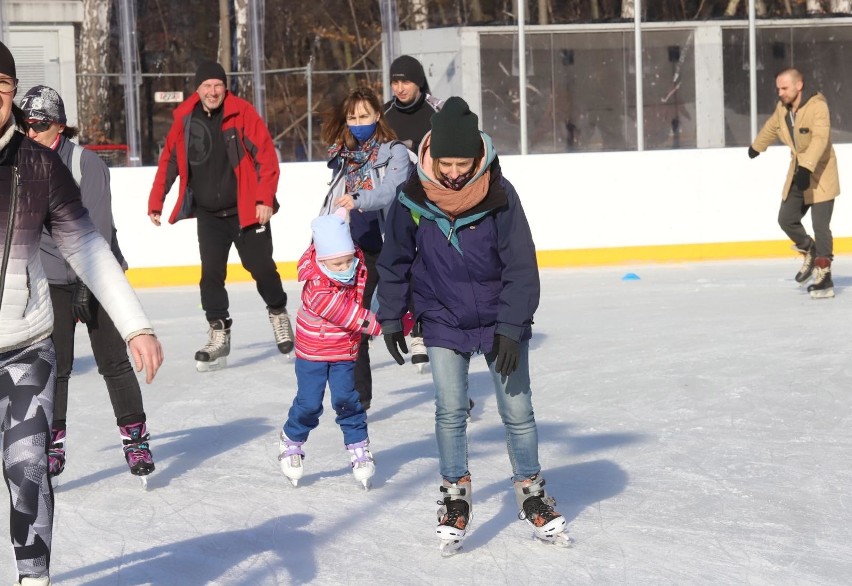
[{"x1": 154, "y1": 91, "x2": 184, "y2": 103}]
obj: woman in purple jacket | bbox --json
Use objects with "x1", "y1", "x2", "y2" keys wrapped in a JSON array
[{"x1": 377, "y1": 97, "x2": 569, "y2": 555}]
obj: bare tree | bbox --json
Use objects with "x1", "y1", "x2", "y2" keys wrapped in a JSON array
[
  {"x1": 831, "y1": 0, "x2": 852, "y2": 12},
  {"x1": 410, "y1": 0, "x2": 429, "y2": 28},
  {"x1": 806, "y1": 0, "x2": 825, "y2": 12},
  {"x1": 219, "y1": 0, "x2": 231, "y2": 73},
  {"x1": 590, "y1": 0, "x2": 601, "y2": 19},
  {"x1": 621, "y1": 0, "x2": 635, "y2": 18},
  {"x1": 77, "y1": 0, "x2": 112, "y2": 143},
  {"x1": 234, "y1": 0, "x2": 250, "y2": 96}
]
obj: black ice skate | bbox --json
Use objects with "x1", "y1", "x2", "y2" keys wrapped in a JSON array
[
  {"x1": 269, "y1": 308, "x2": 294, "y2": 355},
  {"x1": 514, "y1": 475, "x2": 570, "y2": 546},
  {"x1": 436, "y1": 475, "x2": 472, "y2": 556},
  {"x1": 48, "y1": 428, "x2": 66, "y2": 478},
  {"x1": 793, "y1": 242, "x2": 815, "y2": 283},
  {"x1": 120, "y1": 422, "x2": 155, "y2": 489},
  {"x1": 807, "y1": 257, "x2": 834, "y2": 299},
  {"x1": 195, "y1": 318, "x2": 232, "y2": 371}
]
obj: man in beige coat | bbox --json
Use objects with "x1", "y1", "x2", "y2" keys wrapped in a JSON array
[{"x1": 749, "y1": 67, "x2": 840, "y2": 299}]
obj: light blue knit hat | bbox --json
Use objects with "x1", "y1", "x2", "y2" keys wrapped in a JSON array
[{"x1": 312, "y1": 208, "x2": 354, "y2": 261}]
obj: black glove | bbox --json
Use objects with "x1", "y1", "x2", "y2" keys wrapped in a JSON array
[
  {"x1": 794, "y1": 166, "x2": 812, "y2": 191},
  {"x1": 71, "y1": 279, "x2": 94, "y2": 323},
  {"x1": 747, "y1": 146, "x2": 760, "y2": 159},
  {"x1": 493, "y1": 334, "x2": 520, "y2": 377},
  {"x1": 384, "y1": 331, "x2": 408, "y2": 366}
]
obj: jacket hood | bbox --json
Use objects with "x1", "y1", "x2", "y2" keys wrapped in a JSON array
[
  {"x1": 297, "y1": 244, "x2": 363, "y2": 285},
  {"x1": 785, "y1": 90, "x2": 823, "y2": 111}
]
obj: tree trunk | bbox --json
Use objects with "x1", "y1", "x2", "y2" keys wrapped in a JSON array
[
  {"x1": 538, "y1": 0, "x2": 548, "y2": 24},
  {"x1": 806, "y1": 0, "x2": 825, "y2": 13},
  {"x1": 724, "y1": 0, "x2": 740, "y2": 16},
  {"x1": 469, "y1": 0, "x2": 484, "y2": 21},
  {"x1": 621, "y1": 0, "x2": 635, "y2": 18},
  {"x1": 233, "y1": 0, "x2": 250, "y2": 97},
  {"x1": 831, "y1": 0, "x2": 852, "y2": 13},
  {"x1": 591, "y1": 0, "x2": 601, "y2": 20},
  {"x1": 409, "y1": 0, "x2": 428, "y2": 29},
  {"x1": 219, "y1": 0, "x2": 231, "y2": 74},
  {"x1": 77, "y1": 0, "x2": 112, "y2": 144}
]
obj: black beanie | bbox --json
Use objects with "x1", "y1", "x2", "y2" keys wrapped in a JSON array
[
  {"x1": 195, "y1": 60, "x2": 227, "y2": 88},
  {"x1": 429, "y1": 97, "x2": 481, "y2": 159},
  {"x1": 390, "y1": 55, "x2": 426, "y2": 89},
  {"x1": 0, "y1": 42, "x2": 16, "y2": 80}
]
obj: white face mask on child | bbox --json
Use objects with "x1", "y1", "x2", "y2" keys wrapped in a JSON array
[{"x1": 319, "y1": 257, "x2": 359, "y2": 284}]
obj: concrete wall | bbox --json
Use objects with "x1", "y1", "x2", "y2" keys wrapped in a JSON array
[{"x1": 115, "y1": 145, "x2": 851, "y2": 286}]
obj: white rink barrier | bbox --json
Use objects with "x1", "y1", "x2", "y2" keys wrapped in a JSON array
[{"x1": 109, "y1": 144, "x2": 851, "y2": 284}]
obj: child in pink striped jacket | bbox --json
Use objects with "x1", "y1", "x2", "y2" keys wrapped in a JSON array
[{"x1": 278, "y1": 208, "x2": 381, "y2": 489}]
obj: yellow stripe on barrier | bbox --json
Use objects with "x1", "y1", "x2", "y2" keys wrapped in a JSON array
[{"x1": 125, "y1": 237, "x2": 852, "y2": 287}]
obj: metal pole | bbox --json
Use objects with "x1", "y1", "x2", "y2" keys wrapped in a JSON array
[
  {"x1": 379, "y1": 0, "x2": 400, "y2": 103},
  {"x1": 748, "y1": 0, "x2": 758, "y2": 140},
  {"x1": 307, "y1": 57, "x2": 313, "y2": 162},
  {"x1": 249, "y1": 0, "x2": 266, "y2": 118},
  {"x1": 518, "y1": 0, "x2": 528, "y2": 155},
  {"x1": 634, "y1": 0, "x2": 644, "y2": 151},
  {"x1": 117, "y1": 0, "x2": 141, "y2": 166}
]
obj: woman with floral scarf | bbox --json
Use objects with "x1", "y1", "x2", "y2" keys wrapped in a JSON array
[{"x1": 320, "y1": 87, "x2": 413, "y2": 411}]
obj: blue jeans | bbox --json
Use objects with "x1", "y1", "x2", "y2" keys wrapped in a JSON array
[
  {"x1": 428, "y1": 341, "x2": 540, "y2": 483},
  {"x1": 283, "y1": 358, "x2": 368, "y2": 446}
]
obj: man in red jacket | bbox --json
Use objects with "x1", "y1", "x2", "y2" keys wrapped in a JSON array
[{"x1": 148, "y1": 60, "x2": 293, "y2": 371}]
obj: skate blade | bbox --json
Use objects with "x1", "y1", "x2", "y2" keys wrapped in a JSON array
[
  {"x1": 439, "y1": 539, "x2": 464, "y2": 556},
  {"x1": 810, "y1": 289, "x2": 835, "y2": 299},
  {"x1": 288, "y1": 478, "x2": 299, "y2": 487},
  {"x1": 139, "y1": 476, "x2": 149, "y2": 490},
  {"x1": 196, "y1": 357, "x2": 227, "y2": 372},
  {"x1": 534, "y1": 530, "x2": 572, "y2": 547},
  {"x1": 415, "y1": 363, "x2": 428, "y2": 374}
]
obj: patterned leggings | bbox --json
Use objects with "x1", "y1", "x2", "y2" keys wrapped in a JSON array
[{"x1": 0, "y1": 337, "x2": 55, "y2": 580}]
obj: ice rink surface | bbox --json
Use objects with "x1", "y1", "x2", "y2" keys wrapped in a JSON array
[{"x1": 2, "y1": 258, "x2": 851, "y2": 585}]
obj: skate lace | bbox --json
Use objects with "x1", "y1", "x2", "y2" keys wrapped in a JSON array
[
  {"x1": 200, "y1": 327, "x2": 229, "y2": 352},
  {"x1": 812, "y1": 265, "x2": 831, "y2": 285},
  {"x1": 279, "y1": 443, "x2": 305, "y2": 459},
  {"x1": 438, "y1": 500, "x2": 468, "y2": 530},
  {"x1": 125, "y1": 445, "x2": 153, "y2": 465},
  {"x1": 409, "y1": 336, "x2": 427, "y2": 355},
  {"x1": 269, "y1": 311, "x2": 294, "y2": 344},
  {"x1": 520, "y1": 495, "x2": 561, "y2": 526},
  {"x1": 346, "y1": 440, "x2": 373, "y2": 468}
]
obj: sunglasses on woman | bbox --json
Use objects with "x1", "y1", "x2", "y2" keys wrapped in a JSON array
[{"x1": 27, "y1": 120, "x2": 52, "y2": 133}]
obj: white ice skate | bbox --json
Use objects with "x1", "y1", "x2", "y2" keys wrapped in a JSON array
[
  {"x1": 409, "y1": 335, "x2": 429, "y2": 374},
  {"x1": 346, "y1": 439, "x2": 375, "y2": 490},
  {"x1": 514, "y1": 475, "x2": 571, "y2": 547},
  {"x1": 278, "y1": 432, "x2": 305, "y2": 487},
  {"x1": 436, "y1": 476, "x2": 472, "y2": 557},
  {"x1": 15, "y1": 577, "x2": 51, "y2": 586},
  {"x1": 195, "y1": 318, "x2": 231, "y2": 372}
]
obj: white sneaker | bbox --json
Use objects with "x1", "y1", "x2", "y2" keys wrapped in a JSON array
[
  {"x1": 278, "y1": 432, "x2": 305, "y2": 487},
  {"x1": 346, "y1": 439, "x2": 375, "y2": 489}
]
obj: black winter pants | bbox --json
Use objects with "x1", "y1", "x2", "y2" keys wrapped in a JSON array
[
  {"x1": 49, "y1": 284, "x2": 145, "y2": 428},
  {"x1": 354, "y1": 249, "x2": 379, "y2": 405},
  {"x1": 196, "y1": 211, "x2": 288, "y2": 322},
  {"x1": 778, "y1": 186, "x2": 834, "y2": 260}
]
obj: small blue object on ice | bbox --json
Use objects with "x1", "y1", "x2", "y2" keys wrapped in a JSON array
[{"x1": 622, "y1": 272, "x2": 640, "y2": 281}]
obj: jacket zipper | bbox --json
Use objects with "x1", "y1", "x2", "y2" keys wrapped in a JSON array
[{"x1": 0, "y1": 167, "x2": 20, "y2": 312}]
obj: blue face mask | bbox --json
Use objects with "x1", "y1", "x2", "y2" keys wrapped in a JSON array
[
  {"x1": 349, "y1": 122, "x2": 377, "y2": 143},
  {"x1": 319, "y1": 257, "x2": 359, "y2": 284}
]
